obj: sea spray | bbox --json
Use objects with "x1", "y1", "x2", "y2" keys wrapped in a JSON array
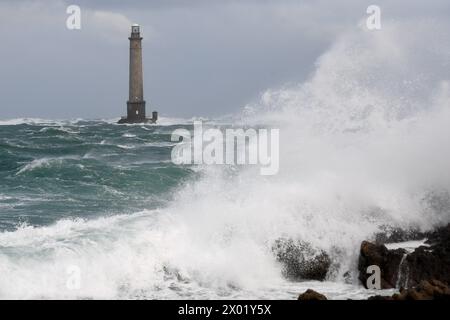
[{"x1": 0, "y1": 21, "x2": 449, "y2": 299}]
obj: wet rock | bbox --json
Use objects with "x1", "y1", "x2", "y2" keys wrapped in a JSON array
[
  {"x1": 359, "y1": 223, "x2": 450, "y2": 289},
  {"x1": 343, "y1": 271, "x2": 353, "y2": 284},
  {"x1": 426, "y1": 223, "x2": 450, "y2": 245},
  {"x1": 369, "y1": 280, "x2": 450, "y2": 300},
  {"x1": 298, "y1": 289, "x2": 327, "y2": 300},
  {"x1": 358, "y1": 241, "x2": 406, "y2": 289},
  {"x1": 272, "y1": 238, "x2": 331, "y2": 281}
]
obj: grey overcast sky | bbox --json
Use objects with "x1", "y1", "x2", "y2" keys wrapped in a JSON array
[{"x1": 0, "y1": 0, "x2": 449, "y2": 119}]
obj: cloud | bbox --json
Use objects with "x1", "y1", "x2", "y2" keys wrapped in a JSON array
[
  {"x1": 0, "y1": 0, "x2": 448, "y2": 119},
  {"x1": 88, "y1": 10, "x2": 133, "y2": 43}
]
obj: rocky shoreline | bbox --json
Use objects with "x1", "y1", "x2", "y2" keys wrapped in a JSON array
[{"x1": 295, "y1": 223, "x2": 450, "y2": 300}]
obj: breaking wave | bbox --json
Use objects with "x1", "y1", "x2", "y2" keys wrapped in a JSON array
[{"x1": 0, "y1": 20, "x2": 449, "y2": 299}]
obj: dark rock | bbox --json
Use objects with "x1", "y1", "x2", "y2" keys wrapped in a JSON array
[
  {"x1": 359, "y1": 223, "x2": 450, "y2": 289},
  {"x1": 298, "y1": 289, "x2": 327, "y2": 300},
  {"x1": 272, "y1": 238, "x2": 331, "y2": 281},
  {"x1": 405, "y1": 224, "x2": 450, "y2": 287},
  {"x1": 358, "y1": 241, "x2": 406, "y2": 289},
  {"x1": 425, "y1": 223, "x2": 450, "y2": 245},
  {"x1": 368, "y1": 280, "x2": 450, "y2": 300}
]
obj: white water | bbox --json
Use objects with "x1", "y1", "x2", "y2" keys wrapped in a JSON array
[
  {"x1": 1, "y1": 21, "x2": 450, "y2": 299},
  {"x1": 385, "y1": 240, "x2": 429, "y2": 253}
]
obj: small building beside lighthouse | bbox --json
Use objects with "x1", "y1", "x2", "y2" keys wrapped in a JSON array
[{"x1": 119, "y1": 24, "x2": 157, "y2": 124}]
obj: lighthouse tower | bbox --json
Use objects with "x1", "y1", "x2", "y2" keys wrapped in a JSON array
[{"x1": 119, "y1": 24, "x2": 157, "y2": 124}]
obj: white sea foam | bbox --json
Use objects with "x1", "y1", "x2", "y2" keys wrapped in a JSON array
[
  {"x1": 0, "y1": 210, "x2": 397, "y2": 299},
  {"x1": 385, "y1": 240, "x2": 429, "y2": 253},
  {"x1": 122, "y1": 133, "x2": 137, "y2": 138},
  {"x1": 116, "y1": 144, "x2": 135, "y2": 150},
  {"x1": 16, "y1": 156, "x2": 80, "y2": 175},
  {"x1": 16, "y1": 158, "x2": 54, "y2": 175},
  {"x1": 144, "y1": 142, "x2": 178, "y2": 147}
]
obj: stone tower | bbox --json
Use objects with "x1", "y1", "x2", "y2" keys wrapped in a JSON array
[{"x1": 119, "y1": 24, "x2": 157, "y2": 124}]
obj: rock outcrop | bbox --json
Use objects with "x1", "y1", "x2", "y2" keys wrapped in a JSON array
[
  {"x1": 368, "y1": 280, "x2": 450, "y2": 300},
  {"x1": 358, "y1": 241, "x2": 406, "y2": 289},
  {"x1": 359, "y1": 223, "x2": 450, "y2": 289},
  {"x1": 298, "y1": 289, "x2": 328, "y2": 300},
  {"x1": 272, "y1": 238, "x2": 331, "y2": 281}
]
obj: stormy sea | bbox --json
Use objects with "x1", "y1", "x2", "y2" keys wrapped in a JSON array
[{"x1": 0, "y1": 22, "x2": 449, "y2": 299}]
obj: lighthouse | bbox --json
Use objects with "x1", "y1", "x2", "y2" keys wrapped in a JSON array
[{"x1": 119, "y1": 24, "x2": 157, "y2": 124}]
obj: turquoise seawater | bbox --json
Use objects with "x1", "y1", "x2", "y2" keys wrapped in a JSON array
[{"x1": 0, "y1": 120, "x2": 194, "y2": 231}]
